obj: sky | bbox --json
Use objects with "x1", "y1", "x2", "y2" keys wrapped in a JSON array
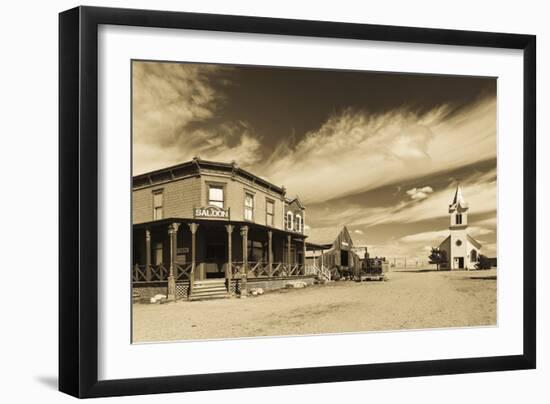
[{"x1": 132, "y1": 60, "x2": 497, "y2": 261}]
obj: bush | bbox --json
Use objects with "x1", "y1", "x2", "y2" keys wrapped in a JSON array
[{"x1": 475, "y1": 254, "x2": 491, "y2": 270}]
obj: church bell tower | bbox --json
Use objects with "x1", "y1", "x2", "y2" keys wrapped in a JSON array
[{"x1": 448, "y1": 184, "x2": 469, "y2": 269}]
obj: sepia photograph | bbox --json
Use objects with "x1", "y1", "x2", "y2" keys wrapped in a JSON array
[{"x1": 131, "y1": 60, "x2": 497, "y2": 343}]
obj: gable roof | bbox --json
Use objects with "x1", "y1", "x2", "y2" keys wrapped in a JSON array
[
  {"x1": 438, "y1": 235, "x2": 450, "y2": 248},
  {"x1": 286, "y1": 196, "x2": 305, "y2": 210},
  {"x1": 467, "y1": 234, "x2": 482, "y2": 249},
  {"x1": 331, "y1": 226, "x2": 354, "y2": 249}
]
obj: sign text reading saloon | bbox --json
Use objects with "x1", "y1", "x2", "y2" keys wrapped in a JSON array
[{"x1": 194, "y1": 206, "x2": 230, "y2": 219}]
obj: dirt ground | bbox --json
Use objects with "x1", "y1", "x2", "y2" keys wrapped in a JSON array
[{"x1": 132, "y1": 268, "x2": 497, "y2": 342}]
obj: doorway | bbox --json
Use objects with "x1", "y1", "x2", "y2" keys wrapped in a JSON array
[
  {"x1": 340, "y1": 250, "x2": 349, "y2": 267},
  {"x1": 457, "y1": 257, "x2": 464, "y2": 269},
  {"x1": 205, "y1": 243, "x2": 226, "y2": 278}
]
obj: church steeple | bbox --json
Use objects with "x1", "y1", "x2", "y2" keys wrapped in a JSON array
[{"x1": 449, "y1": 184, "x2": 468, "y2": 228}]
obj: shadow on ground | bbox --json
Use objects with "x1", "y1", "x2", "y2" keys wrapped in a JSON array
[
  {"x1": 469, "y1": 275, "x2": 497, "y2": 280},
  {"x1": 393, "y1": 269, "x2": 449, "y2": 273},
  {"x1": 35, "y1": 375, "x2": 58, "y2": 390}
]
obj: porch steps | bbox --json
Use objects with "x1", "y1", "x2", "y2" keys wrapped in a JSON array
[{"x1": 189, "y1": 279, "x2": 229, "y2": 301}]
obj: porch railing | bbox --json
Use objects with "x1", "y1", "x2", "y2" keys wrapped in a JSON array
[
  {"x1": 133, "y1": 261, "x2": 310, "y2": 283},
  {"x1": 231, "y1": 261, "x2": 305, "y2": 278},
  {"x1": 133, "y1": 263, "x2": 192, "y2": 283},
  {"x1": 305, "y1": 264, "x2": 331, "y2": 281}
]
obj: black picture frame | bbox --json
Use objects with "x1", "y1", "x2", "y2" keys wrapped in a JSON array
[{"x1": 59, "y1": 6, "x2": 536, "y2": 398}]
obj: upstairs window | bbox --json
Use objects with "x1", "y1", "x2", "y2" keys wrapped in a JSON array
[
  {"x1": 295, "y1": 214, "x2": 302, "y2": 232},
  {"x1": 153, "y1": 191, "x2": 163, "y2": 220},
  {"x1": 266, "y1": 199, "x2": 274, "y2": 226},
  {"x1": 456, "y1": 214, "x2": 462, "y2": 225},
  {"x1": 286, "y1": 211, "x2": 294, "y2": 231},
  {"x1": 244, "y1": 192, "x2": 254, "y2": 221},
  {"x1": 208, "y1": 185, "x2": 224, "y2": 208}
]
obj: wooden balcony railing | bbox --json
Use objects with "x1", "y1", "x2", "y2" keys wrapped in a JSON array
[
  {"x1": 231, "y1": 261, "x2": 305, "y2": 278},
  {"x1": 133, "y1": 261, "x2": 308, "y2": 283}
]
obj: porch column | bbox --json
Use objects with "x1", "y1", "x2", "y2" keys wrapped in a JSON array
[
  {"x1": 145, "y1": 228, "x2": 151, "y2": 281},
  {"x1": 167, "y1": 223, "x2": 180, "y2": 301},
  {"x1": 287, "y1": 234, "x2": 292, "y2": 269},
  {"x1": 313, "y1": 249, "x2": 317, "y2": 267},
  {"x1": 225, "y1": 225, "x2": 234, "y2": 292},
  {"x1": 188, "y1": 222, "x2": 199, "y2": 294},
  {"x1": 302, "y1": 238, "x2": 307, "y2": 275},
  {"x1": 268, "y1": 230, "x2": 273, "y2": 277},
  {"x1": 240, "y1": 225, "x2": 248, "y2": 298}
]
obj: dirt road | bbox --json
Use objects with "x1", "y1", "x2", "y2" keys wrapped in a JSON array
[{"x1": 132, "y1": 269, "x2": 497, "y2": 342}]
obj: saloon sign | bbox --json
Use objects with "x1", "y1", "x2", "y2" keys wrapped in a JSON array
[{"x1": 194, "y1": 206, "x2": 230, "y2": 219}]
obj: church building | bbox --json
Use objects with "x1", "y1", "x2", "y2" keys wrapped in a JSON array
[{"x1": 438, "y1": 185, "x2": 482, "y2": 270}]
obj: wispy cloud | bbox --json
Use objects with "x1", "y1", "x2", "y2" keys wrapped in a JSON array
[
  {"x1": 261, "y1": 97, "x2": 495, "y2": 204},
  {"x1": 132, "y1": 62, "x2": 262, "y2": 174}
]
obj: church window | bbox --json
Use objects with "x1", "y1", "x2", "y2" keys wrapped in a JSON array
[
  {"x1": 456, "y1": 214, "x2": 462, "y2": 225},
  {"x1": 456, "y1": 239, "x2": 462, "y2": 246},
  {"x1": 456, "y1": 213, "x2": 462, "y2": 224}
]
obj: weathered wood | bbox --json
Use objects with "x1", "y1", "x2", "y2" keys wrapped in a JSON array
[
  {"x1": 225, "y1": 224, "x2": 233, "y2": 288},
  {"x1": 188, "y1": 222, "x2": 199, "y2": 293},
  {"x1": 287, "y1": 234, "x2": 292, "y2": 268},
  {"x1": 168, "y1": 223, "x2": 180, "y2": 301},
  {"x1": 145, "y1": 228, "x2": 151, "y2": 281},
  {"x1": 240, "y1": 225, "x2": 249, "y2": 297},
  {"x1": 268, "y1": 230, "x2": 273, "y2": 277}
]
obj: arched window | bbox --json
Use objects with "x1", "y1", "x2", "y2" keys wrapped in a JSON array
[
  {"x1": 470, "y1": 249, "x2": 478, "y2": 262},
  {"x1": 295, "y1": 214, "x2": 302, "y2": 232},
  {"x1": 286, "y1": 212, "x2": 294, "y2": 231}
]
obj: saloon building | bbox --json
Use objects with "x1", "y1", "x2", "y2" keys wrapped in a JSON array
[{"x1": 132, "y1": 158, "x2": 313, "y2": 300}]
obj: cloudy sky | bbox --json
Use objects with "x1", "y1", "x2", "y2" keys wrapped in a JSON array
[{"x1": 132, "y1": 60, "x2": 497, "y2": 261}]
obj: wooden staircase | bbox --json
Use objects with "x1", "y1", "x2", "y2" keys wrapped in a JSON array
[{"x1": 189, "y1": 279, "x2": 230, "y2": 301}]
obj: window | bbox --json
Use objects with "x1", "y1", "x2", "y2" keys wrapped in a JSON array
[
  {"x1": 247, "y1": 240, "x2": 265, "y2": 262},
  {"x1": 208, "y1": 185, "x2": 224, "y2": 208},
  {"x1": 295, "y1": 214, "x2": 302, "y2": 232},
  {"x1": 470, "y1": 249, "x2": 478, "y2": 262},
  {"x1": 286, "y1": 211, "x2": 294, "y2": 231},
  {"x1": 456, "y1": 214, "x2": 462, "y2": 225},
  {"x1": 153, "y1": 191, "x2": 163, "y2": 220},
  {"x1": 153, "y1": 242, "x2": 163, "y2": 265},
  {"x1": 266, "y1": 199, "x2": 274, "y2": 226},
  {"x1": 244, "y1": 192, "x2": 254, "y2": 221}
]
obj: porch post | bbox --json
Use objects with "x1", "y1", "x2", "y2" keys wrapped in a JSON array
[
  {"x1": 145, "y1": 228, "x2": 151, "y2": 281},
  {"x1": 287, "y1": 234, "x2": 292, "y2": 269},
  {"x1": 188, "y1": 222, "x2": 199, "y2": 294},
  {"x1": 313, "y1": 249, "x2": 317, "y2": 267},
  {"x1": 225, "y1": 224, "x2": 234, "y2": 292},
  {"x1": 302, "y1": 238, "x2": 307, "y2": 275},
  {"x1": 268, "y1": 230, "x2": 273, "y2": 277},
  {"x1": 240, "y1": 225, "x2": 248, "y2": 297},
  {"x1": 167, "y1": 223, "x2": 180, "y2": 301}
]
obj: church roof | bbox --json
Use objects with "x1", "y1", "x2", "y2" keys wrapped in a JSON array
[
  {"x1": 449, "y1": 184, "x2": 469, "y2": 210},
  {"x1": 452, "y1": 184, "x2": 465, "y2": 205},
  {"x1": 467, "y1": 234, "x2": 482, "y2": 249}
]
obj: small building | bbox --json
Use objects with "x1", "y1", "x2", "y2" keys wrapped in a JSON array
[
  {"x1": 132, "y1": 158, "x2": 313, "y2": 300},
  {"x1": 307, "y1": 227, "x2": 362, "y2": 278},
  {"x1": 438, "y1": 185, "x2": 482, "y2": 270}
]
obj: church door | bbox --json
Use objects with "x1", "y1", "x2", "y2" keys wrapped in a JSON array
[{"x1": 457, "y1": 257, "x2": 464, "y2": 269}]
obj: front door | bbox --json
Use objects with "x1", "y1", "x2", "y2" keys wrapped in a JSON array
[
  {"x1": 205, "y1": 243, "x2": 226, "y2": 278},
  {"x1": 457, "y1": 257, "x2": 464, "y2": 269}
]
